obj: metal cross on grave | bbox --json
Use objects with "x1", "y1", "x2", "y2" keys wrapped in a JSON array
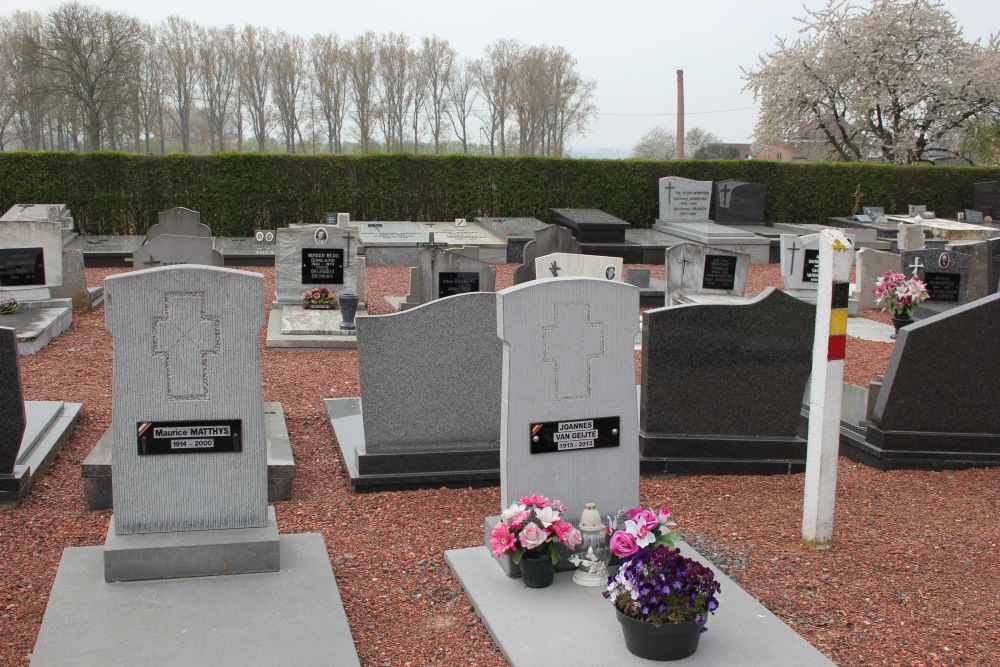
[
  {"x1": 142, "y1": 255, "x2": 162, "y2": 268},
  {"x1": 542, "y1": 303, "x2": 605, "y2": 401},
  {"x1": 549, "y1": 260, "x2": 562, "y2": 277},
  {"x1": 718, "y1": 183, "x2": 733, "y2": 208},
  {"x1": 852, "y1": 184, "x2": 863, "y2": 216},
  {"x1": 663, "y1": 180, "x2": 675, "y2": 205},
  {"x1": 418, "y1": 232, "x2": 449, "y2": 276},
  {"x1": 676, "y1": 254, "x2": 692, "y2": 282},
  {"x1": 908, "y1": 256, "x2": 924, "y2": 277},
  {"x1": 152, "y1": 293, "x2": 221, "y2": 400},
  {"x1": 785, "y1": 241, "x2": 800, "y2": 276}
]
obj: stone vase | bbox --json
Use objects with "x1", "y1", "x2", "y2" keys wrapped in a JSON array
[{"x1": 338, "y1": 293, "x2": 359, "y2": 330}]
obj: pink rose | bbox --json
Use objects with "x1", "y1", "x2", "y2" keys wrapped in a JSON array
[
  {"x1": 519, "y1": 494, "x2": 549, "y2": 509},
  {"x1": 508, "y1": 510, "x2": 530, "y2": 529},
  {"x1": 610, "y1": 530, "x2": 639, "y2": 558},
  {"x1": 490, "y1": 523, "x2": 516, "y2": 557},
  {"x1": 518, "y1": 522, "x2": 550, "y2": 550},
  {"x1": 563, "y1": 527, "x2": 582, "y2": 550}
]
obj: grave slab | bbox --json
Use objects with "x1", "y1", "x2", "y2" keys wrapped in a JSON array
[
  {"x1": 547, "y1": 208, "x2": 630, "y2": 244},
  {"x1": 652, "y1": 221, "x2": 770, "y2": 264},
  {"x1": 64, "y1": 235, "x2": 146, "y2": 267},
  {"x1": 0, "y1": 299, "x2": 73, "y2": 355},
  {"x1": 215, "y1": 237, "x2": 277, "y2": 266},
  {"x1": 31, "y1": 533, "x2": 361, "y2": 667},
  {"x1": 133, "y1": 234, "x2": 224, "y2": 268},
  {"x1": 475, "y1": 217, "x2": 548, "y2": 263},
  {"x1": 1, "y1": 399, "x2": 82, "y2": 507}
]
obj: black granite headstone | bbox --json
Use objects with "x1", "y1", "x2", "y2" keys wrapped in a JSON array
[
  {"x1": 547, "y1": 209, "x2": 630, "y2": 244},
  {"x1": 0, "y1": 247, "x2": 45, "y2": 287},
  {"x1": 901, "y1": 248, "x2": 972, "y2": 305},
  {"x1": 963, "y1": 210, "x2": 985, "y2": 224},
  {"x1": 713, "y1": 180, "x2": 767, "y2": 224},
  {"x1": 973, "y1": 181, "x2": 1000, "y2": 219},
  {"x1": 702, "y1": 255, "x2": 738, "y2": 290},
  {"x1": 923, "y1": 272, "x2": 961, "y2": 302},
  {"x1": 802, "y1": 249, "x2": 820, "y2": 283},
  {"x1": 0, "y1": 327, "x2": 26, "y2": 474},
  {"x1": 301, "y1": 248, "x2": 344, "y2": 284}
]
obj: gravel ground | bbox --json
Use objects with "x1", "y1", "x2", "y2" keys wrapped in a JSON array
[{"x1": 1, "y1": 262, "x2": 997, "y2": 667}]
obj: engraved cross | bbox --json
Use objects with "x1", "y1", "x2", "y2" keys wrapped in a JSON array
[
  {"x1": 549, "y1": 260, "x2": 562, "y2": 277},
  {"x1": 542, "y1": 303, "x2": 605, "y2": 401},
  {"x1": 143, "y1": 255, "x2": 162, "y2": 268},
  {"x1": 153, "y1": 293, "x2": 221, "y2": 400},
  {"x1": 785, "y1": 242, "x2": 800, "y2": 276},
  {"x1": 719, "y1": 183, "x2": 733, "y2": 208},
  {"x1": 908, "y1": 256, "x2": 924, "y2": 277},
  {"x1": 663, "y1": 181, "x2": 675, "y2": 205},
  {"x1": 677, "y1": 254, "x2": 692, "y2": 282}
]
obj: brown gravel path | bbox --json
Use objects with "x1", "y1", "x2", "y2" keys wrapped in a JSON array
[{"x1": 1, "y1": 263, "x2": 997, "y2": 667}]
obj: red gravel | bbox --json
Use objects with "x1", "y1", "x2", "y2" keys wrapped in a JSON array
[{"x1": 1, "y1": 262, "x2": 997, "y2": 667}]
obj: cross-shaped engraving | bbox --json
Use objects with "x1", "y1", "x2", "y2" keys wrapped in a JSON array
[
  {"x1": 663, "y1": 180, "x2": 675, "y2": 205},
  {"x1": 152, "y1": 292, "x2": 221, "y2": 401},
  {"x1": 549, "y1": 260, "x2": 562, "y2": 277},
  {"x1": 718, "y1": 183, "x2": 733, "y2": 208},
  {"x1": 785, "y1": 242, "x2": 800, "y2": 276},
  {"x1": 542, "y1": 303, "x2": 605, "y2": 401},
  {"x1": 908, "y1": 256, "x2": 924, "y2": 277},
  {"x1": 143, "y1": 255, "x2": 162, "y2": 268},
  {"x1": 676, "y1": 254, "x2": 692, "y2": 282}
]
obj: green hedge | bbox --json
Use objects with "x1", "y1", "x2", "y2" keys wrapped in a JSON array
[{"x1": 0, "y1": 151, "x2": 997, "y2": 236}]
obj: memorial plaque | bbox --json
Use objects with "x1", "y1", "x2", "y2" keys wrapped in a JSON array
[
  {"x1": 0, "y1": 247, "x2": 45, "y2": 286},
  {"x1": 325, "y1": 212, "x2": 337, "y2": 225},
  {"x1": 136, "y1": 419, "x2": 242, "y2": 456},
  {"x1": 924, "y1": 272, "x2": 961, "y2": 302},
  {"x1": 964, "y1": 210, "x2": 985, "y2": 224},
  {"x1": 802, "y1": 249, "x2": 820, "y2": 283},
  {"x1": 702, "y1": 255, "x2": 738, "y2": 290},
  {"x1": 437, "y1": 271, "x2": 480, "y2": 298},
  {"x1": 301, "y1": 248, "x2": 344, "y2": 284},
  {"x1": 529, "y1": 416, "x2": 620, "y2": 454}
]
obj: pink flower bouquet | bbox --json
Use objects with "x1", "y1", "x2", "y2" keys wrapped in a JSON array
[
  {"x1": 873, "y1": 270, "x2": 929, "y2": 317},
  {"x1": 490, "y1": 494, "x2": 583, "y2": 565}
]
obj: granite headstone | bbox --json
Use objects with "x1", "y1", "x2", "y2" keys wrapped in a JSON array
[
  {"x1": 475, "y1": 217, "x2": 548, "y2": 263},
  {"x1": 391, "y1": 247, "x2": 496, "y2": 310},
  {"x1": 665, "y1": 243, "x2": 749, "y2": 305},
  {"x1": 973, "y1": 181, "x2": 1000, "y2": 220},
  {"x1": 512, "y1": 225, "x2": 581, "y2": 284},
  {"x1": 535, "y1": 252, "x2": 623, "y2": 281},
  {"x1": 145, "y1": 207, "x2": 212, "y2": 242},
  {"x1": 897, "y1": 224, "x2": 926, "y2": 252},
  {"x1": 0, "y1": 326, "x2": 26, "y2": 475},
  {"x1": 547, "y1": 209, "x2": 630, "y2": 244},
  {"x1": 713, "y1": 180, "x2": 766, "y2": 224},
  {"x1": 855, "y1": 248, "x2": 901, "y2": 310},
  {"x1": 658, "y1": 176, "x2": 713, "y2": 222},
  {"x1": 132, "y1": 234, "x2": 224, "y2": 269},
  {"x1": 275, "y1": 225, "x2": 358, "y2": 304},
  {"x1": 901, "y1": 248, "x2": 972, "y2": 304},
  {"x1": 779, "y1": 233, "x2": 822, "y2": 301},
  {"x1": 0, "y1": 218, "x2": 63, "y2": 299}
]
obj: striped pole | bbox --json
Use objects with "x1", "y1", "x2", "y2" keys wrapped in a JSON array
[{"x1": 802, "y1": 229, "x2": 853, "y2": 549}]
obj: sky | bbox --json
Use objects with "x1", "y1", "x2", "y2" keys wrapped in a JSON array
[{"x1": 2, "y1": 0, "x2": 997, "y2": 153}]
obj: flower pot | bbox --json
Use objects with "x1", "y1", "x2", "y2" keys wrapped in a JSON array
[
  {"x1": 615, "y1": 609, "x2": 703, "y2": 661},
  {"x1": 338, "y1": 293, "x2": 359, "y2": 330},
  {"x1": 890, "y1": 314, "x2": 913, "y2": 337},
  {"x1": 518, "y1": 554, "x2": 554, "y2": 588}
]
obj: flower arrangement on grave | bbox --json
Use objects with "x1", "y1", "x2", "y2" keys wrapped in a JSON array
[
  {"x1": 302, "y1": 287, "x2": 335, "y2": 308},
  {"x1": 490, "y1": 494, "x2": 583, "y2": 565},
  {"x1": 0, "y1": 297, "x2": 19, "y2": 315},
  {"x1": 873, "y1": 270, "x2": 929, "y2": 317},
  {"x1": 603, "y1": 507, "x2": 720, "y2": 632}
]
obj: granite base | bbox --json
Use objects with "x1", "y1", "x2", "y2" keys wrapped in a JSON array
[
  {"x1": 639, "y1": 433, "x2": 808, "y2": 475},
  {"x1": 265, "y1": 306, "x2": 359, "y2": 349},
  {"x1": 0, "y1": 400, "x2": 81, "y2": 508}
]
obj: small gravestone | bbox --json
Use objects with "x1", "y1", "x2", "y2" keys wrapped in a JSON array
[
  {"x1": 665, "y1": 243, "x2": 749, "y2": 305},
  {"x1": 275, "y1": 225, "x2": 358, "y2": 305},
  {"x1": 0, "y1": 217, "x2": 63, "y2": 299},
  {"x1": 863, "y1": 206, "x2": 885, "y2": 219},
  {"x1": 535, "y1": 252, "x2": 623, "y2": 281},
  {"x1": 640, "y1": 288, "x2": 815, "y2": 473},
  {"x1": 901, "y1": 248, "x2": 972, "y2": 305},
  {"x1": 145, "y1": 207, "x2": 212, "y2": 242},
  {"x1": 512, "y1": 225, "x2": 581, "y2": 284},
  {"x1": 389, "y1": 247, "x2": 495, "y2": 310},
  {"x1": 658, "y1": 176, "x2": 713, "y2": 222},
  {"x1": 963, "y1": 210, "x2": 985, "y2": 224},
  {"x1": 908, "y1": 205, "x2": 927, "y2": 217},
  {"x1": 475, "y1": 217, "x2": 548, "y2": 263},
  {"x1": 625, "y1": 267, "x2": 651, "y2": 288},
  {"x1": 855, "y1": 248, "x2": 901, "y2": 310},
  {"x1": 897, "y1": 224, "x2": 925, "y2": 251},
  {"x1": 973, "y1": 181, "x2": 1000, "y2": 220},
  {"x1": 780, "y1": 233, "x2": 823, "y2": 302},
  {"x1": 713, "y1": 179, "x2": 766, "y2": 224},
  {"x1": 133, "y1": 234, "x2": 223, "y2": 268}
]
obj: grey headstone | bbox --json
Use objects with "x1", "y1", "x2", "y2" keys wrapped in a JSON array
[
  {"x1": 666, "y1": 243, "x2": 749, "y2": 305},
  {"x1": 146, "y1": 207, "x2": 211, "y2": 242},
  {"x1": 105, "y1": 265, "x2": 267, "y2": 535},
  {"x1": 945, "y1": 239, "x2": 999, "y2": 302},
  {"x1": 497, "y1": 278, "x2": 639, "y2": 527},
  {"x1": 625, "y1": 268, "x2": 651, "y2": 288},
  {"x1": 358, "y1": 292, "x2": 502, "y2": 456},
  {"x1": 963, "y1": 209, "x2": 985, "y2": 224},
  {"x1": 275, "y1": 225, "x2": 358, "y2": 304},
  {"x1": 897, "y1": 225, "x2": 926, "y2": 252},
  {"x1": 901, "y1": 248, "x2": 972, "y2": 304},
  {"x1": 658, "y1": 176, "x2": 713, "y2": 222},
  {"x1": 512, "y1": 226, "x2": 581, "y2": 285},
  {"x1": 399, "y1": 248, "x2": 496, "y2": 308},
  {"x1": 0, "y1": 326, "x2": 26, "y2": 474},
  {"x1": 863, "y1": 206, "x2": 885, "y2": 219},
  {"x1": 475, "y1": 217, "x2": 547, "y2": 263},
  {"x1": 133, "y1": 234, "x2": 223, "y2": 269},
  {"x1": 714, "y1": 180, "x2": 766, "y2": 224},
  {"x1": 50, "y1": 249, "x2": 90, "y2": 310},
  {"x1": 0, "y1": 219, "x2": 64, "y2": 299},
  {"x1": 640, "y1": 288, "x2": 815, "y2": 440},
  {"x1": 855, "y1": 248, "x2": 901, "y2": 310},
  {"x1": 973, "y1": 181, "x2": 1000, "y2": 219}
]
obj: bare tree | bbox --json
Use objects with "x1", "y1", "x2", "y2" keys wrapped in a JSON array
[
  {"x1": 160, "y1": 16, "x2": 197, "y2": 152},
  {"x1": 475, "y1": 39, "x2": 521, "y2": 156},
  {"x1": 376, "y1": 32, "x2": 412, "y2": 152},
  {"x1": 309, "y1": 32, "x2": 349, "y2": 153},
  {"x1": 348, "y1": 31, "x2": 377, "y2": 153},
  {"x1": 270, "y1": 30, "x2": 307, "y2": 152},
  {"x1": 445, "y1": 58, "x2": 477, "y2": 154},
  {"x1": 418, "y1": 35, "x2": 454, "y2": 154},
  {"x1": 197, "y1": 25, "x2": 237, "y2": 152},
  {"x1": 0, "y1": 11, "x2": 47, "y2": 150},
  {"x1": 239, "y1": 24, "x2": 272, "y2": 152}
]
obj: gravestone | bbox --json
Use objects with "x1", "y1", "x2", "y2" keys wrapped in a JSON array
[
  {"x1": 50, "y1": 248, "x2": 101, "y2": 311},
  {"x1": 973, "y1": 181, "x2": 1000, "y2": 220},
  {"x1": 625, "y1": 267, "x2": 651, "y2": 288},
  {"x1": 388, "y1": 247, "x2": 496, "y2": 310},
  {"x1": 132, "y1": 234, "x2": 224, "y2": 268},
  {"x1": 657, "y1": 176, "x2": 712, "y2": 222},
  {"x1": 535, "y1": 252, "x2": 623, "y2": 281},
  {"x1": 0, "y1": 217, "x2": 63, "y2": 299},
  {"x1": 358, "y1": 221, "x2": 431, "y2": 265},
  {"x1": 963, "y1": 210, "x2": 985, "y2": 224},
  {"x1": 855, "y1": 248, "x2": 901, "y2": 310},
  {"x1": 863, "y1": 206, "x2": 885, "y2": 219},
  {"x1": 779, "y1": 233, "x2": 823, "y2": 302},
  {"x1": 901, "y1": 248, "x2": 972, "y2": 305},
  {"x1": 908, "y1": 205, "x2": 927, "y2": 217},
  {"x1": 665, "y1": 243, "x2": 749, "y2": 306},
  {"x1": 0, "y1": 325, "x2": 26, "y2": 484},
  {"x1": 145, "y1": 207, "x2": 212, "y2": 242},
  {"x1": 945, "y1": 238, "x2": 1000, "y2": 302},
  {"x1": 897, "y1": 224, "x2": 925, "y2": 251},
  {"x1": 713, "y1": 179, "x2": 766, "y2": 224},
  {"x1": 512, "y1": 225, "x2": 581, "y2": 284},
  {"x1": 547, "y1": 208, "x2": 629, "y2": 243},
  {"x1": 475, "y1": 217, "x2": 548, "y2": 263},
  {"x1": 640, "y1": 288, "x2": 815, "y2": 473},
  {"x1": 275, "y1": 225, "x2": 358, "y2": 304},
  {"x1": 326, "y1": 292, "x2": 503, "y2": 488},
  {"x1": 490, "y1": 278, "x2": 639, "y2": 575}
]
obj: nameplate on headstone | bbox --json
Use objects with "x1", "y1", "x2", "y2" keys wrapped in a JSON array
[
  {"x1": 924, "y1": 272, "x2": 961, "y2": 302},
  {"x1": 325, "y1": 212, "x2": 337, "y2": 225},
  {"x1": 964, "y1": 210, "x2": 984, "y2": 224},
  {"x1": 0, "y1": 247, "x2": 45, "y2": 286},
  {"x1": 529, "y1": 416, "x2": 620, "y2": 454},
  {"x1": 702, "y1": 255, "x2": 738, "y2": 290},
  {"x1": 254, "y1": 230, "x2": 276, "y2": 245},
  {"x1": 301, "y1": 248, "x2": 344, "y2": 284},
  {"x1": 137, "y1": 419, "x2": 242, "y2": 456},
  {"x1": 802, "y1": 249, "x2": 820, "y2": 283},
  {"x1": 438, "y1": 271, "x2": 480, "y2": 298}
]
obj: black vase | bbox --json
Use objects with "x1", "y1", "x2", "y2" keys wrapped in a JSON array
[
  {"x1": 518, "y1": 554, "x2": 554, "y2": 588},
  {"x1": 615, "y1": 609, "x2": 704, "y2": 661},
  {"x1": 890, "y1": 314, "x2": 913, "y2": 337},
  {"x1": 338, "y1": 293, "x2": 359, "y2": 330}
]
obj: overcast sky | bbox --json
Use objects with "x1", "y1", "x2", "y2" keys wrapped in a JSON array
[{"x1": 2, "y1": 0, "x2": 997, "y2": 153}]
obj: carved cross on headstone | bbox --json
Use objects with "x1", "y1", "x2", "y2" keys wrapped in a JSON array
[
  {"x1": 852, "y1": 184, "x2": 863, "y2": 216},
  {"x1": 143, "y1": 255, "x2": 162, "y2": 268},
  {"x1": 549, "y1": 260, "x2": 562, "y2": 277},
  {"x1": 719, "y1": 183, "x2": 733, "y2": 208},
  {"x1": 663, "y1": 180, "x2": 675, "y2": 205},
  {"x1": 542, "y1": 303, "x2": 605, "y2": 401},
  {"x1": 152, "y1": 292, "x2": 221, "y2": 400},
  {"x1": 785, "y1": 242, "x2": 800, "y2": 276},
  {"x1": 908, "y1": 256, "x2": 924, "y2": 277},
  {"x1": 676, "y1": 254, "x2": 692, "y2": 282}
]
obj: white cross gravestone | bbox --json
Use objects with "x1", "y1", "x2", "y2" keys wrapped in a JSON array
[
  {"x1": 780, "y1": 233, "x2": 832, "y2": 303},
  {"x1": 489, "y1": 278, "x2": 639, "y2": 574}
]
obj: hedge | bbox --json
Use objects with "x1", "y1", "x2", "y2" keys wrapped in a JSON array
[{"x1": 0, "y1": 151, "x2": 997, "y2": 236}]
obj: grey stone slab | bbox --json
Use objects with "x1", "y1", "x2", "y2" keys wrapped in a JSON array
[
  {"x1": 420, "y1": 221, "x2": 506, "y2": 248},
  {"x1": 855, "y1": 248, "x2": 901, "y2": 310},
  {"x1": 625, "y1": 268, "x2": 650, "y2": 288},
  {"x1": 1, "y1": 300, "x2": 73, "y2": 355},
  {"x1": 897, "y1": 224, "x2": 926, "y2": 251},
  {"x1": 946, "y1": 238, "x2": 999, "y2": 302},
  {"x1": 215, "y1": 237, "x2": 277, "y2": 265},
  {"x1": 0, "y1": 218, "x2": 63, "y2": 297},
  {"x1": 548, "y1": 208, "x2": 629, "y2": 244},
  {"x1": 536, "y1": 252, "x2": 622, "y2": 281},
  {"x1": 666, "y1": 243, "x2": 749, "y2": 306},
  {"x1": 512, "y1": 225, "x2": 581, "y2": 284},
  {"x1": 640, "y1": 288, "x2": 815, "y2": 473},
  {"x1": 65, "y1": 235, "x2": 147, "y2": 265},
  {"x1": 1, "y1": 400, "x2": 81, "y2": 507},
  {"x1": 714, "y1": 179, "x2": 766, "y2": 224},
  {"x1": 2, "y1": 203, "x2": 70, "y2": 224},
  {"x1": 497, "y1": 278, "x2": 639, "y2": 529},
  {"x1": 445, "y1": 545, "x2": 835, "y2": 667},
  {"x1": 475, "y1": 217, "x2": 548, "y2": 263},
  {"x1": 133, "y1": 234, "x2": 223, "y2": 268},
  {"x1": 652, "y1": 221, "x2": 771, "y2": 264},
  {"x1": 973, "y1": 180, "x2": 1000, "y2": 219},
  {"x1": 265, "y1": 307, "x2": 358, "y2": 350},
  {"x1": 145, "y1": 207, "x2": 211, "y2": 242},
  {"x1": 659, "y1": 176, "x2": 712, "y2": 222},
  {"x1": 275, "y1": 225, "x2": 359, "y2": 304},
  {"x1": 901, "y1": 248, "x2": 972, "y2": 305},
  {"x1": 105, "y1": 266, "x2": 267, "y2": 535},
  {"x1": 0, "y1": 326, "x2": 26, "y2": 473},
  {"x1": 31, "y1": 532, "x2": 361, "y2": 667},
  {"x1": 358, "y1": 220, "x2": 431, "y2": 248},
  {"x1": 103, "y1": 507, "x2": 279, "y2": 582}
]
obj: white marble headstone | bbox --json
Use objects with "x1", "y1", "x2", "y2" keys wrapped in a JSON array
[
  {"x1": 658, "y1": 176, "x2": 713, "y2": 222},
  {"x1": 780, "y1": 233, "x2": 823, "y2": 300},
  {"x1": 534, "y1": 252, "x2": 623, "y2": 281},
  {"x1": 0, "y1": 219, "x2": 63, "y2": 300}
]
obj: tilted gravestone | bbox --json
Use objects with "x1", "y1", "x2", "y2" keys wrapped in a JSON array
[
  {"x1": 145, "y1": 207, "x2": 212, "y2": 242},
  {"x1": 535, "y1": 252, "x2": 623, "y2": 281},
  {"x1": 640, "y1": 288, "x2": 815, "y2": 474},
  {"x1": 855, "y1": 248, "x2": 901, "y2": 310},
  {"x1": 512, "y1": 225, "x2": 581, "y2": 284},
  {"x1": 901, "y1": 248, "x2": 972, "y2": 305},
  {"x1": 713, "y1": 179, "x2": 767, "y2": 224},
  {"x1": 665, "y1": 242, "x2": 749, "y2": 305}
]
